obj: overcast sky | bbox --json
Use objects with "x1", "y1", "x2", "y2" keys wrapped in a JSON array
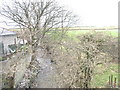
[
  {"x1": 0, "y1": 0, "x2": 119, "y2": 28},
  {"x1": 57, "y1": 0, "x2": 119, "y2": 27}
]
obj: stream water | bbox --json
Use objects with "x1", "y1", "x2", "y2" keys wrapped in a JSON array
[{"x1": 32, "y1": 49, "x2": 58, "y2": 88}]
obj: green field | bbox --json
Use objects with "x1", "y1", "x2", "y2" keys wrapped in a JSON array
[
  {"x1": 67, "y1": 30, "x2": 118, "y2": 38},
  {"x1": 91, "y1": 63, "x2": 118, "y2": 88}
]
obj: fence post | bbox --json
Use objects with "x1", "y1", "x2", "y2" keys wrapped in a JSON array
[
  {"x1": 114, "y1": 77, "x2": 117, "y2": 88},
  {"x1": 108, "y1": 75, "x2": 117, "y2": 88},
  {"x1": 111, "y1": 75, "x2": 113, "y2": 88}
]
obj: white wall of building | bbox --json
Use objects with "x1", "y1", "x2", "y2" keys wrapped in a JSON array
[{"x1": 0, "y1": 35, "x2": 17, "y2": 54}]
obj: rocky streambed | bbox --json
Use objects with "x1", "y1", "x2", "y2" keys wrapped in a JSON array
[{"x1": 17, "y1": 48, "x2": 59, "y2": 88}]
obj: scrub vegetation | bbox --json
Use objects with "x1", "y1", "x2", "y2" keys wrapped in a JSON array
[{"x1": 0, "y1": 0, "x2": 118, "y2": 88}]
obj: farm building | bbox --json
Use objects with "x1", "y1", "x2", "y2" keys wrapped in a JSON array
[{"x1": 0, "y1": 30, "x2": 17, "y2": 56}]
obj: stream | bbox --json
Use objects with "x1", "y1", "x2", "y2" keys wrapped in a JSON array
[{"x1": 31, "y1": 49, "x2": 58, "y2": 88}]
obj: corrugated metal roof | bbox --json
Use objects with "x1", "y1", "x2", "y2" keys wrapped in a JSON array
[{"x1": 0, "y1": 30, "x2": 16, "y2": 36}]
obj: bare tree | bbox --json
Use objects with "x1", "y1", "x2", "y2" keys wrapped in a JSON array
[{"x1": 0, "y1": 0, "x2": 77, "y2": 66}]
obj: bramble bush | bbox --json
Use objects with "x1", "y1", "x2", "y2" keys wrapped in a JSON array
[{"x1": 44, "y1": 31, "x2": 118, "y2": 88}]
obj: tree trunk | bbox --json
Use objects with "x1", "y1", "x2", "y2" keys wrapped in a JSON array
[
  {"x1": 28, "y1": 34, "x2": 36, "y2": 70},
  {"x1": 28, "y1": 44, "x2": 36, "y2": 70}
]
